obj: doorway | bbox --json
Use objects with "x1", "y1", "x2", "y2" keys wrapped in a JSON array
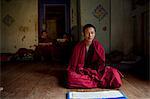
[{"x1": 43, "y1": 4, "x2": 66, "y2": 41}]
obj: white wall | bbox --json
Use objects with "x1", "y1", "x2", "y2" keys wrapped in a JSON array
[
  {"x1": 130, "y1": 1, "x2": 150, "y2": 55},
  {"x1": 111, "y1": 0, "x2": 133, "y2": 54},
  {"x1": 1, "y1": 0, "x2": 38, "y2": 53}
]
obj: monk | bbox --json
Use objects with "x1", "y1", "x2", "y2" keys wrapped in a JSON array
[{"x1": 67, "y1": 24, "x2": 123, "y2": 88}]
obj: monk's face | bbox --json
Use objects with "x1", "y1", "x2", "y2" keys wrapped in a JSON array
[{"x1": 84, "y1": 27, "x2": 95, "y2": 42}]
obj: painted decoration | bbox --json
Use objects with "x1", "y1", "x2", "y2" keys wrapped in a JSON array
[
  {"x1": 3, "y1": 14, "x2": 15, "y2": 26},
  {"x1": 92, "y1": 4, "x2": 108, "y2": 22}
]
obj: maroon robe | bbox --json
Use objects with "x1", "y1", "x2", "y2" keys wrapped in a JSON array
[{"x1": 67, "y1": 39, "x2": 123, "y2": 88}]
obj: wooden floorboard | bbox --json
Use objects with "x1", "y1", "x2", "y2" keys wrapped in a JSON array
[{"x1": 1, "y1": 62, "x2": 150, "y2": 99}]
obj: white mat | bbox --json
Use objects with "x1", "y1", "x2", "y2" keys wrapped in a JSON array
[{"x1": 67, "y1": 90, "x2": 127, "y2": 99}]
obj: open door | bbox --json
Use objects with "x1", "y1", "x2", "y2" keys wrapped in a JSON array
[{"x1": 44, "y1": 5, "x2": 66, "y2": 41}]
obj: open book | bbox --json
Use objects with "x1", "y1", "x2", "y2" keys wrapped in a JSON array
[{"x1": 67, "y1": 90, "x2": 128, "y2": 99}]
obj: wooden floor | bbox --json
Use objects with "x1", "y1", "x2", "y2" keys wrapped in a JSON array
[{"x1": 1, "y1": 62, "x2": 150, "y2": 99}]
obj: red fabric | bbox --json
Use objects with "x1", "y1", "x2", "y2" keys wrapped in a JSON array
[
  {"x1": 68, "y1": 39, "x2": 105, "y2": 71},
  {"x1": 67, "y1": 39, "x2": 123, "y2": 88},
  {"x1": 100, "y1": 66, "x2": 123, "y2": 88}
]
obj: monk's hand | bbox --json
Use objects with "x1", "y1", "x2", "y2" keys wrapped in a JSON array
[
  {"x1": 83, "y1": 68, "x2": 90, "y2": 75},
  {"x1": 89, "y1": 69, "x2": 98, "y2": 76},
  {"x1": 77, "y1": 67, "x2": 84, "y2": 75}
]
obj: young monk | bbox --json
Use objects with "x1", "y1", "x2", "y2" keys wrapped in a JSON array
[{"x1": 67, "y1": 24, "x2": 123, "y2": 88}]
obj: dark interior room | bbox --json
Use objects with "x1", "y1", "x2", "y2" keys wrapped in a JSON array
[{"x1": 1, "y1": 0, "x2": 150, "y2": 98}]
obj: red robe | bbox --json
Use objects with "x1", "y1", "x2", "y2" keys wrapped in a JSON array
[{"x1": 67, "y1": 39, "x2": 123, "y2": 88}]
